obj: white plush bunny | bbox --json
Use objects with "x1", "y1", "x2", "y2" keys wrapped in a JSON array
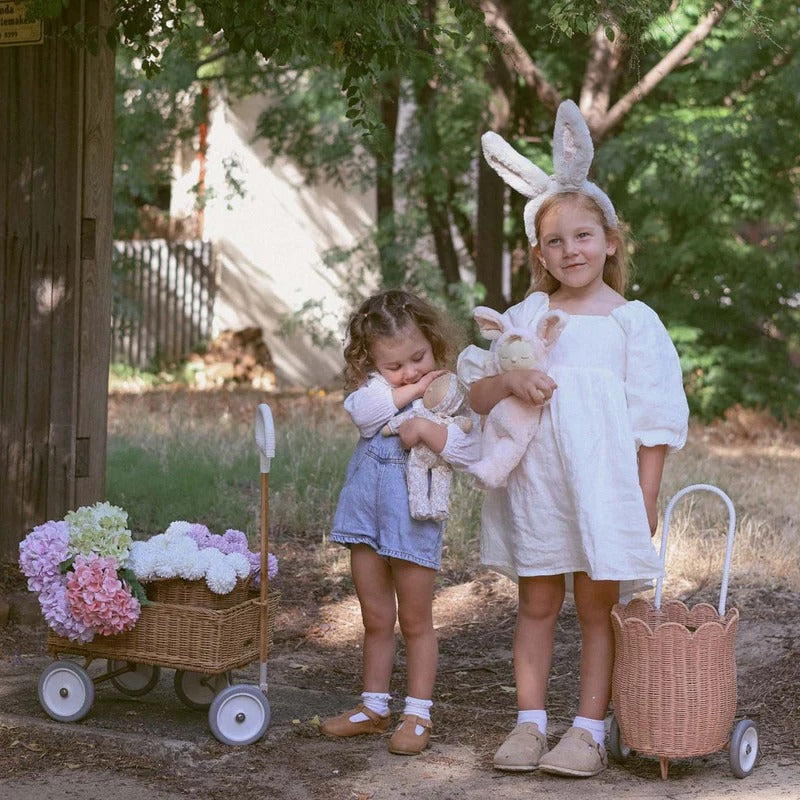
[
  {"x1": 481, "y1": 99, "x2": 617, "y2": 246},
  {"x1": 469, "y1": 306, "x2": 568, "y2": 489},
  {"x1": 382, "y1": 372, "x2": 473, "y2": 521}
]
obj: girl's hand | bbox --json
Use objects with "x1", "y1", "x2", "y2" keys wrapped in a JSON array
[
  {"x1": 502, "y1": 369, "x2": 557, "y2": 406},
  {"x1": 414, "y1": 369, "x2": 447, "y2": 397},
  {"x1": 392, "y1": 369, "x2": 447, "y2": 409},
  {"x1": 397, "y1": 417, "x2": 447, "y2": 454}
]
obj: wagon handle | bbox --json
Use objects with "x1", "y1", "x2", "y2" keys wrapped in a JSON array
[
  {"x1": 655, "y1": 483, "x2": 736, "y2": 616},
  {"x1": 254, "y1": 404, "x2": 275, "y2": 692}
]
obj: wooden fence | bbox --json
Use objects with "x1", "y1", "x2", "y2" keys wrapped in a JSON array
[{"x1": 111, "y1": 239, "x2": 217, "y2": 369}]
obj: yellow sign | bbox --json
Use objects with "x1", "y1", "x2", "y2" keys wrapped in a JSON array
[{"x1": 0, "y1": 2, "x2": 43, "y2": 47}]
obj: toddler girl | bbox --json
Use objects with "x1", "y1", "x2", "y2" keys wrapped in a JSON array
[
  {"x1": 459, "y1": 101, "x2": 689, "y2": 777},
  {"x1": 320, "y1": 289, "x2": 479, "y2": 755}
]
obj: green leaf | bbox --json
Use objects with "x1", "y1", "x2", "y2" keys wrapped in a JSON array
[
  {"x1": 59, "y1": 556, "x2": 76, "y2": 574},
  {"x1": 119, "y1": 567, "x2": 151, "y2": 606}
]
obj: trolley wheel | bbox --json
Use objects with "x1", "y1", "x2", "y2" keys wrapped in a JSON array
[
  {"x1": 208, "y1": 684, "x2": 270, "y2": 746},
  {"x1": 608, "y1": 714, "x2": 632, "y2": 762},
  {"x1": 174, "y1": 670, "x2": 231, "y2": 710},
  {"x1": 108, "y1": 660, "x2": 161, "y2": 697},
  {"x1": 38, "y1": 661, "x2": 95, "y2": 723},
  {"x1": 730, "y1": 719, "x2": 758, "y2": 778}
]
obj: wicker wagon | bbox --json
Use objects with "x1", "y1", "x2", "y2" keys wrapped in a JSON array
[
  {"x1": 608, "y1": 484, "x2": 759, "y2": 779},
  {"x1": 37, "y1": 404, "x2": 280, "y2": 747}
]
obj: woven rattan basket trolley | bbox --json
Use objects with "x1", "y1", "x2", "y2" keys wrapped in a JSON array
[
  {"x1": 37, "y1": 404, "x2": 279, "y2": 747},
  {"x1": 608, "y1": 484, "x2": 759, "y2": 780}
]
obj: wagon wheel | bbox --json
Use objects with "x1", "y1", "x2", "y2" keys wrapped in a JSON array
[
  {"x1": 174, "y1": 670, "x2": 231, "y2": 710},
  {"x1": 38, "y1": 661, "x2": 95, "y2": 722},
  {"x1": 607, "y1": 714, "x2": 631, "y2": 762},
  {"x1": 107, "y1": 659, "x2": 161, "y2": 697},
  {"x1": 730, "y1": 719, "x2": 759, "y2": 778},
  {"x1": 208, "y1": 684, "x2": 270, "y2": 746}
]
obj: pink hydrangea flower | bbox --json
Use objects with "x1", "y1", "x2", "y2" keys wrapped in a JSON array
[
  {"x1": 38, "y1": 578, "x2": 95, "y2": 642},
  {"x1": 65, "y1": 554, "x2": 141, "y2": 636}
]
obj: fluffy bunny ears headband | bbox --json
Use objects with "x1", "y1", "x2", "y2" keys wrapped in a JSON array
[{"x1": 481, "y1": 99, "x2": 617, "y2": 247}]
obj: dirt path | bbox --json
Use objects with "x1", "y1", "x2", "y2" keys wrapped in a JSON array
[{"x1": 2, "y1": 559, "x2": 799, "y2": 800}]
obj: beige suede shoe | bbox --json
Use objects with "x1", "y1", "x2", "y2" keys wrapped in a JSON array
[
  {"x1": 493, "y1": 722, "x2": 549, "y2": 772},
  {"x1": 319, "y1": 704, "x2": 391, "y2": 737},
  {"x1": 388, "y1": 714, "x2": 432, "y2": 755},
  {"x1": 538, "y1": 726, "x2": 608, "y2": 777}
]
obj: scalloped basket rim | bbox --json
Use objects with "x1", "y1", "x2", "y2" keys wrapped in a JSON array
[{"x1": 611, "y1": 597, "x2": 739, "y2": 639}]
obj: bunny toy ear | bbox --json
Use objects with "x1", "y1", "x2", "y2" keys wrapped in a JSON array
[
  {"x1": 481, "y1": 131, "x2": 550, "y2": 200},
  {"x1": 536, "y1": 310, "x2": 569, "y2": 348},
  {"x1": 552, "y1": 99, "x2": 594, "y2": 188},
  {"x1": 473, "y1": 306, "x2": 508, "y2": 341}
]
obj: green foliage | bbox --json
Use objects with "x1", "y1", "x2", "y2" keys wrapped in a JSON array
[
  {"x1": 105, "y1": 404, "x2": 357, "y2": 541},
  {"x1": 106, "y1": 439, "x2": 257, "y2": 535},
  {"x1": 45, "y1": 0, "x2": 800, "y2": 419},
  {"x1": 591, "y1": 0, "x2": 800, "y2": 419}
]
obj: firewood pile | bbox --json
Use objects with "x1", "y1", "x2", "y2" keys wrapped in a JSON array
[{"x1": 187, "y1": 327, "x2": 277, "y2": 390}]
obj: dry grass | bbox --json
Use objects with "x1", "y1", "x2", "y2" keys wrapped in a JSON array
[
  {"x1": 660, "y1": 421, "x2": 800, "y2": 595},
  {"x1": 107, "y1": 388, "x2": 800, "y2": 594}
]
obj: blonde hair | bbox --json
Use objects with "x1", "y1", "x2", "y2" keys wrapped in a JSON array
[
  {"x1": 529, "y1": 192, "x2": 630, "y2": 296},
  {"x1": 342, "y1": 289, "x2": 463, "y2": 390}
]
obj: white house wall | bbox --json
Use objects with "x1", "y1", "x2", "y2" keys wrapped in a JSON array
[{"x1": 171, "y1": 92, "x2": 375, "y2": 389}]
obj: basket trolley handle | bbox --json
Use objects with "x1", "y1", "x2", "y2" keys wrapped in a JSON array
[
  {"x1": 254, "y1": 403, "x2": 276, "y2": 692},
  {"x1": 655, "y1": 483, "x2": 736, "y2": 616}
]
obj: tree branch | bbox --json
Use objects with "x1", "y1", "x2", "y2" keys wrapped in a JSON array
[
  {"x1": 593, "y1": 1, "x2": 733, "y2": 141},
  {"x1": 580, "y1": 18, "x2": 628, "y2": 131},
  {"x1": 479, "y1": 0, "x2": 561, "y2": 114},
  {"x1": 723, "y1": 47, "x2": 795, "y2": 106}
]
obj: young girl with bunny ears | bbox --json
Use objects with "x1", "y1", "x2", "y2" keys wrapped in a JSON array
[
  {"x1": 458, "y1": 101, "x2": 689, "y2": 777},
  {"x1": 320, "y1": 289, "x2": 479, "y2": 756}
]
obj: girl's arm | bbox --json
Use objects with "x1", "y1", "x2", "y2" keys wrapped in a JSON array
[
  {"x1": 638, "y1": 444, "x2": 667, "y2": 535},
  {"x1": 469, "y1": 370, "x2": 557, "y2": 415},
  {"x1": 390, "y1": 369, "x2": 446, "y2": 411}
]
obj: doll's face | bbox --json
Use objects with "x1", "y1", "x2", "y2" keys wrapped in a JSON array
[{"x1": 497, "y1": 337, "x2": 540, "y2": 372}]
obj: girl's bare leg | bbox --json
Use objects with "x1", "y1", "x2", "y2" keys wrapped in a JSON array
[
  {"x1": 514, "y1": 574, "x2": 565, "y2": 709},
  {"x1": 351, "y1": 544, "x2": 397, "y2": 692},
  {"x1": 573, "y1": 572, "x2": 619, "y2": 720},
  {"x1": 391, "y1": 558, "x2": 438, "y2": 699}
]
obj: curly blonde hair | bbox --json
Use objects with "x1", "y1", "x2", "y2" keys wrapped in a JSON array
[
  {"x1": 529, "y1": 191, "x2": 630, "y2": 296},
  {"x1": 343, "y1": 290, "x2": 462, "y2": 390}
]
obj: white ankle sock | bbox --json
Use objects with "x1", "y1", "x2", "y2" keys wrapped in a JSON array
[
  {"x1": 573, "y1": 715, "x2": 605, "y2": 746},
  {"x1": 517, "y1": 709, "x2": 547, "y2": 735},
  {"x1": 348, "y1": 691, "x2": 391, "y2": 723},
  {"x1": 402, "y1": 696, "x2": 433, "y2": 735}
]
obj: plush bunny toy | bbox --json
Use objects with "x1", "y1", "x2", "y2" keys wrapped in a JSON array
[
  {"x1": 382, "y1": 372, "x2": 473, "y2": 521},
  {"x1": 469, "y1": 306, "x2": 568, "y2": 489}
]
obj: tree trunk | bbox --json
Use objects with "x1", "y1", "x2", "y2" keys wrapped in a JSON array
[
  {"x1": 476, "y1": 54, "x2": 513, "y2": 310},
  {"x1": 410, "y1": 0, "x2": 461, "y2": 289},
  {"x1": 376, "y1": 75, "x2": 402, "y2": 286}
]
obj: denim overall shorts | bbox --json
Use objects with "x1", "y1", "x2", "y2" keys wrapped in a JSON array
[{"x1": 331, "y1": 430, "x2": 444, "y2": 570}]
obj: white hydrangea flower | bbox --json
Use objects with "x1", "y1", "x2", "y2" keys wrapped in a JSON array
[
  {"x1": 164, "y1": 521, "x2": 193, "y2": 538},
  {"x1": 225, "y1": 552, "x2": 251, "y2": 580},
  {"x1": 205, "y1": 560, "x2": 237, "y2": 594},
  {"x1": 198, "y1": 547, "x2": 224, "y2": 570},
  {"x1": 168, "y1": 537, "x2": 201, "y2": 578},
  {"x1": 127, "y1": 540, "x2": 158, "y2": 579}
]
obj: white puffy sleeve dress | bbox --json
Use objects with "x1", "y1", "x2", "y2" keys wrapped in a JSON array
[{"x1": 457, "y1": 292, "x2": 689, "y2": 592}]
